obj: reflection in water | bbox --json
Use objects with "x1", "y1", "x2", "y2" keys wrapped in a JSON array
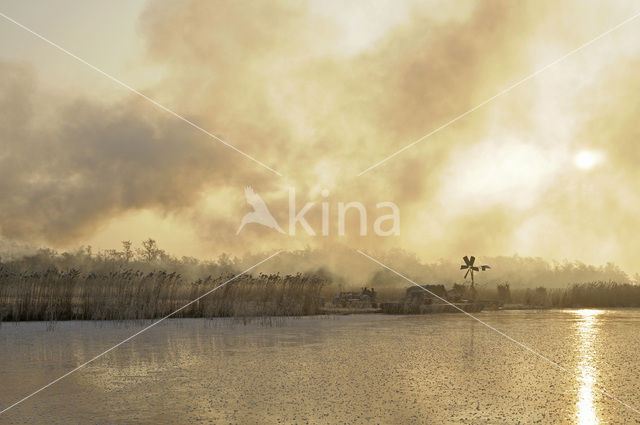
[
  {"x1": 5, "y1": 312, "x2": 640, "y2": 424},
  {"x1": 575, "y1": 309, "x2": 603, "y2": 425}
]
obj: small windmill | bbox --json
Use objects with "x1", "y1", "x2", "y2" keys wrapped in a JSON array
[{"x1": 460, "y1": 256, "x2": 490, "y2": 289}]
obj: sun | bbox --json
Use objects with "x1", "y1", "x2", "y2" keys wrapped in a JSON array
[{"x1": 574, "y1": 150, "x2": 603, "y2": 170}]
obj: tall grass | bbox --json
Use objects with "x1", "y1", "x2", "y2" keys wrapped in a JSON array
[
  {"x1": 372, "y1": 280, "x2": 640, "y2": 309},
  {"x1": 0, "y1": 267, "x2": 325, "y2": 322},
  {"x1": 477, "y1": 281, "x2": 640, "y2": 308}
]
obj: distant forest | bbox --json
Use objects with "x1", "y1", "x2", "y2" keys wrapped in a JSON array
[{"x1": 0, "y1": 238, "x2": 634, "y2": 289}]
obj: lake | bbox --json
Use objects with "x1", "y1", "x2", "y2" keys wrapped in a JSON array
[{"x1": 1, "y1": 310, "x2": 640, "y2": 424}]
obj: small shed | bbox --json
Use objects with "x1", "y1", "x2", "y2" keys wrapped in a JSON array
[{"x1": 405, "y1": 285, "x2": 448, "y2": 305}]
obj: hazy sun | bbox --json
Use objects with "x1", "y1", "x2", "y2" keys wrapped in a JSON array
[{"x1": 574, "y1": 150, "x2": 603, "y2": 170}]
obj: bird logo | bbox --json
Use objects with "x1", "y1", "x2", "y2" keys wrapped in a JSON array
[{"x1": 237, "y1": 186, "x2": 285, "y2": 234}]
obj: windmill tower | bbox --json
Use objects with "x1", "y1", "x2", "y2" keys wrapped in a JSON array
[{"x1": 460, "y1": 256, "x2": 490, "y2": 291}]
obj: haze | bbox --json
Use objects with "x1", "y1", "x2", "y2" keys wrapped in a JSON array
[{"x1": 1, "y1": 0, "x2": 640, "y2": 275}]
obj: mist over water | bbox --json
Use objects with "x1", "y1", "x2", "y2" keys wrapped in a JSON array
[{"x1": 2, "y1": 1, "x2": 640, "y2": 422}]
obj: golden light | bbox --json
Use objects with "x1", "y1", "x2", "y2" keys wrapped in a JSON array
[
  {"x1": 574, "y1": 309, "x2": 604, "y2": 425},
  {"x1": 574, "y1": 151, "x2": 603, "y2": 170}
]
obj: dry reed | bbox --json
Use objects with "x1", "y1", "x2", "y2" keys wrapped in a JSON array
[{"x1": 0, "y1": 267, "x2": 325, "y2": 322}]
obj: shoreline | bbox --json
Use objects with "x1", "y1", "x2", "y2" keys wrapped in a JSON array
[{"x1": 3, "y1": 305, "x2": 637, "y2": 323}]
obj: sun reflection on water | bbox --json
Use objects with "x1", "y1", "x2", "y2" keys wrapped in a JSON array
[{"x1": 575, "y1": 309, "x2": 603, "y2": 425}]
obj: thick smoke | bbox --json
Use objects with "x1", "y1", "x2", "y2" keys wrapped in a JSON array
[{"x1": 1, "y1": 0, "x2": 640, "y2": 273}]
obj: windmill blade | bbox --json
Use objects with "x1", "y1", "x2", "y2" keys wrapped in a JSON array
[
  {"x1": 463, "y1": 256, "x2": 471, "y2": 266},
  {"x1": 481, "y1": 265, "x2": 491, "y2": 271},
  {"x1": 469, "y1": 256, "x2": 476, "y2": 267},
  {"x1": 460, "y1": 265, "x2": 469, "y2": 270},
  {"x1": 464, "y1": 269, "x2": 470, "y2": 279},
  {"x1": 471, "y1": 266, "x2": 479, "y2": 271}
]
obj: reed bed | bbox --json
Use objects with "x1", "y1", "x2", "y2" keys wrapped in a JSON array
[
  {"x1": 477, "y1": 281, "x2": 640, "y2": 308},
  {"x1": 359, "y1": 280, "x2": 640, "y2": 309},
  {"x1": 0, "y1": 267, "x2": 325, "y2": 322}
]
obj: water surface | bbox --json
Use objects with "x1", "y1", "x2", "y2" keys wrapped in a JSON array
[{"x1": 1, "y1": 310, "x2": 640, "y2": 424}]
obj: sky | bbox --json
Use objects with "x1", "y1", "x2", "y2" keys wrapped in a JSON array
[{"x1": 1, "y1": 0, "x2": 640, "y2": 273}]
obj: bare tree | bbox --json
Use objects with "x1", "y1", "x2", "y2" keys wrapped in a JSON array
[
  {"x1": 138, "y1": 238, "x2": 161, "y2": 263},
  {"x1": 121, "y1": 240, "x2": 133, "y2": 263}
]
